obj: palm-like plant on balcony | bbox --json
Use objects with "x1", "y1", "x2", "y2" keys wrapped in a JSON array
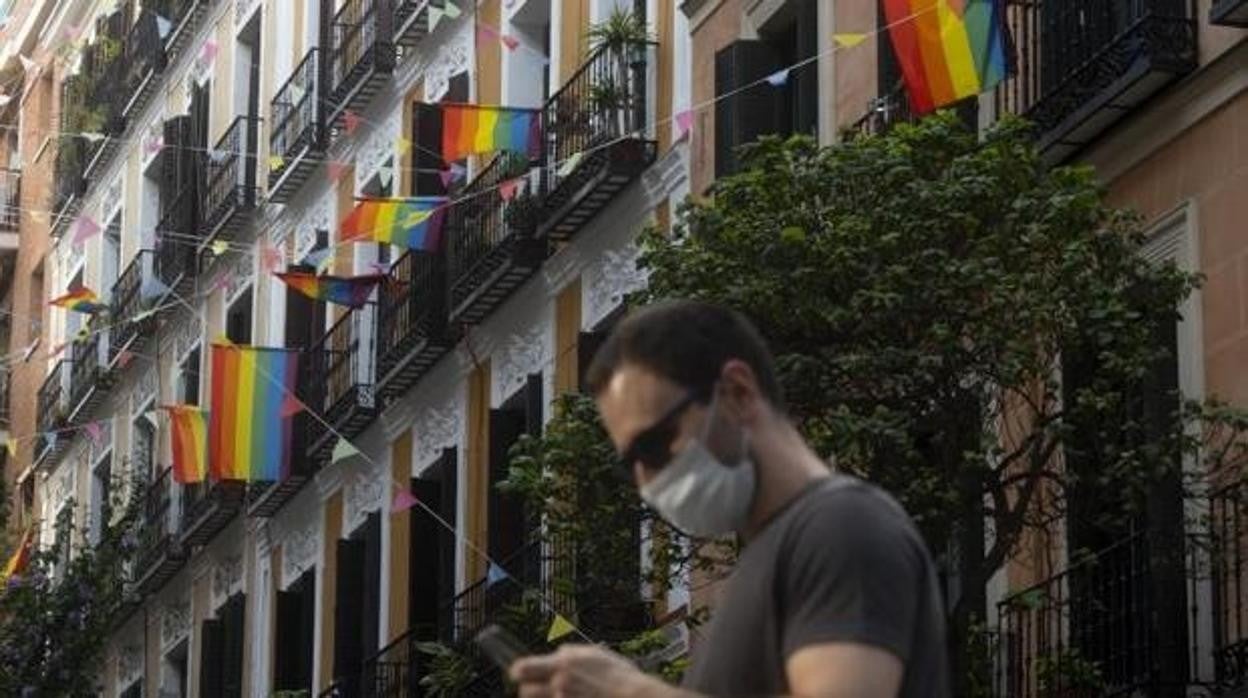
[
  {"x1": 503, "y1": 191, "x2": 543, "y2": 236},
  {"x1": 585, "y1": 8, "x2": 649, "y2": 140}
]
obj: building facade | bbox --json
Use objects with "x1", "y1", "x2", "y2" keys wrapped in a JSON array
[{"x1": 14, "y1": 0, "x2": 691, "y2": 695}]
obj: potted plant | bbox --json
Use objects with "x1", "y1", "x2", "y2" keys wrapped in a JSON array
[
  {"x1": 503, "y1": 191, "x2": 543, "y2": 237},
  {"x1": 1034, "y1": 648, "x2": 1104, "y2": 698},
  {"x1": 415, "y1": 642, "x2": 478, "y2": 698},
  {"x1": 585, "y1": 8, "x2": 650, "y2": 136}
]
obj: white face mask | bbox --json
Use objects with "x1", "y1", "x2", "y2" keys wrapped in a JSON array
[{"x1": 639, "y1": 394, "x2": 757, "y2": 537}]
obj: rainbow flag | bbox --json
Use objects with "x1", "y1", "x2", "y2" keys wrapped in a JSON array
[
  {"x1": 438, "y1": 103, "x2": 541, "y2": 163},
  {"x1": 275, "y1": 272, "x2": 386, "y2": 308},
  {"x1": 1, "y1": 528, "x2": 34, "y2": 583},
  {"x1": 49, "y1": 286, "x2": 109, "y2": 314},
  {"x1": 882, "y1": 0, "x2": 1009, "y2": 114},
  {"x1": 340, "y1": 198, "x2": 448, "y2": 251},
  {"x1": 163, "y1": 405, "x2": 208, "y2": 484},
  {"x1": 208, "y1": 345, "x2": 299, "y2": 482}
]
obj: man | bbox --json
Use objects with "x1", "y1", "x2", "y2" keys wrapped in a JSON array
[{"x1": 511, "y1": 300, "x2": 949, "y2": 697}]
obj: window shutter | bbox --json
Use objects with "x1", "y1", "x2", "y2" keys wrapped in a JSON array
[
  {"x1": 409, "y1": 478, "x2": 444, "y2": 633},
  {"x1": 222, "y1": 593, "x2": 246, "y2": 698},
  {"x1": 414, "y1": 103, "x2": 445, "y2": 196},
  {"x1": 362, "y1": 513, "x2": 383, "y2": 662},
  {"x1": 576, "y1": 331, "x2": 607, "y2": 392},
  {"x1": 714, "y1": 41, "x2": 781, "y2": 179},
  {"x1": 275, "y1": 589, "x2": 301, "y2": 690},
  {"x1": 437, "y1": 447, "x2": 458, "y2": 637},
  {"x1": 199, "y1": 618, "x2": 224, "y2": 697},
  {"x1": 524, "y1": 373, "x2": 543, "y2": 437},
  {"x1": 334, "y1": 538, "x2": 367, "y2": 680},
  {"x1": 298, "y1": 572, "x2": 317, "y2": 689},
  {"x1": 487, "y1": 409, "x2": 527, "y2": 561},
  {"x1": 794, "y1": 0, "x2": 819, "y2": 137}
]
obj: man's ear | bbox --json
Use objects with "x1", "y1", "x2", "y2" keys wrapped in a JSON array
[{"x1": 719, "y1": 359, "x2": 765, "y2": 424}]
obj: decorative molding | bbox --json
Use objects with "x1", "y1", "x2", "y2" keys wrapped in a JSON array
[
  {"x1": 235, "y1": 0, "x2": 261, "y2": 27},
  {"x1": 134, "y1": 366, "x2": 158, "y2": 409},
  {"x1": 584, "y1": 242, "x2": 647, "y2": 329},
  {"x1": 281, "y1": 524, "x2": 318, "y2": 588},
  {"x1": 414, "y1": 401, "x2": 463, "y2": 469},
  {"x1": 173, "y1": 315, "x2": 201, "y2": 360},
  {"x1": 211, "y1": 554, "x2": 244, "y2": 607},
  {"x1": 421, "y1": 20, "x2": 473, "y2": 101},
  {"x1": 315, "y1": 463, "x2": 345, "y2": 501},
  {"x1": 494, "y1": 324, "x2": 550, "y2": 398},
  {"x1": 160, "y1": 599, "x2": 191, "y2": 651},
  {"x1": 118, "y1": 643, "x2": 144, "y2": 686},
  {"x1": 345, "y1": 458, "x2": 385, "y2": 534},
  {"x1": 355, "y1": 111, "x2": 401, "y2": 188}
]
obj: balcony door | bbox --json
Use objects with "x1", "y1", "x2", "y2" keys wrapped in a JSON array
[
  {"x1": 334, "y1": 511, "x2": 382, "y2": 691},
  {"x1": 274, "y1": 568, "x2": 316, "y2": 693},
  {"x1": 411, "y1": 447, "x2": 459, "y2": 640},
  {"x1": 488, "y1": 373, "x2": 543, "y2": 567},
  {"x1": 199, "y1": 592, "x2": 246, "y2": 698}
]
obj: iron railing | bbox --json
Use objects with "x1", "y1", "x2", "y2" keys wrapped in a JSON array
[
  {"x1": 850, "y1": 81, "x2": 915, "y2": 137},
  {"x1": 270, "y1": 48, "x2": 325, "y2": 177},
  {"x1": 1211, "y1": 480, "x2": 1248, "y2": 691},
  {"x1": 377, "y1": 249, "x2": 446, "y2": 379},
  {"x1": 0, "y1": 168, "x2": 19, "y2": 231},
  {"x1": 201, "y1": 114, "x2": 260, "y2": 235},
  {"x1": 327, "y1": 0, "x2": 396, "y2": 105},
  {"x1": 69, "y1": 329, "x2": 107, "y2": 415},
  {"x1": 118, "y1": 9, "x2": 167, "y2": 120},
  {"x1": 994, "y1": 0, "x2": 1196, "y2": 134},
  {"x1": 324, "y1": 624, "x2": 436, "y2": 698},
  {"x1": 446, "y1": 152, "x2": 534, "y2": 308},
  {"x1": 35, "y1": 360, "x2": 68, "y2": 446},
  {"x1": 304, "y1": 303, "x2": 376, "y2": 432},
  {"x1": 540, "y1": 41, "x2": 650, "y2": 194},
  {"x1": 135, "y1": 466, "x2": 176, "y2": 576},
  {"x1": 155, "y1": 186, "x2": 199, "y2": 288},
  {"x1": 0, "y1": 369, "x2": 9, "y2": 427},
  {"x1": 110, "y1": 251, "x2": 156, "y2": 361}
]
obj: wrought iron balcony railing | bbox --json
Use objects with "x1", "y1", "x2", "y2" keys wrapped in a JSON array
[
  {"x1": 34, "y1": 360, "x2": 69, "y2": 464},
  {"x1": 1212, "y1": 0, "x2": 1248, "y2": 25},
  {"x1": 110, "y1": 250, "x2": 157, "y2": 363},
  {"x1": 394, "y1": 0, "x2": 441, "y2": 47},
  {"x1": 304, "y1": 303, "x2": 377, "y2": 458},
  {"x1": 0, "y1": 168, "x2": 19, "y2": 232},
  {"x1": 117, "y1": 10, "x2": 168, "y2": 123},
  {"x1": 323, "y1": 624, "x2": 435, "y2": 698},
  {"x1": 326, "y1": 0, "x2": 396, "y2": 130},
  {"x1": 376, "y1": 249, "x2": 451, "y2": 398},
  {"x1": 850, "y1": 81, "x2": 916, "y2": 137},
  {"x1": 1210, "y1": 479, "x2": 1248, "y2": 691},
  {"x1": 538, "y1": 40, "x2": 657, "y2": 242},
  {"x1": 52, "y1": 133, "x2": 90, "y2": 228},
  {"x1": 201, "y1": 114, "x2": 260, "y2": 243},
  {"x1": 269, "y1": 48, "x2": 327, "y2": 202},
  {"x1": 69, "y1": 328, "x2": 112, "y2": 421},
  {"x1": 178, "y1": 478, "x2": 244, "y2": 548},
  {"x1": 994, "y1": 0, "x2": 1197, "y2": 162},
  {"x1": 133, "y1": 465, "x2": 187, "y2": 594},
  {"x1": 446, "y1": 152, "x2": 546, "y2": 324},
  {"x1": 155, "y1": 186, "x2": 200, "y2": 292}
]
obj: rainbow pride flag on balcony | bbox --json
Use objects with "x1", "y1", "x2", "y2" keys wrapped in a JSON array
[
  {"x1": 340, "y1": 198, "x2": 448, "y2": 251},
  {"x1": 882, "y1": 0, "x2": 1009, "y2": 114},
  {"x1": 275, "y1": 271, "x2": 386, "y2": 309},
  {"x1": 208, "y1": 345, "x2": 299, "y2": 482},
  {"x1": 163, "y1": 405, "x2": 208, "y2": 484},
  {"x1": 436, "y1": 103, "x2": 542, "y2": 163},
  {"x1": 49, "y1": 286, "x2": 109, "y2": 314}
]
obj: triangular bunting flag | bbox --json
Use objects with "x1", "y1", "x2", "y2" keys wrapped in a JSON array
[
  {"x1": 304, "y1": 247, "x2": 332, "y2": 269},
  {"x1": 19, "y1": 55, "x2": 36, "y2": 72},
  {"x1": 327, "y1": 160, "x2": 348, "y2": 183},
  {"x1": 260, "y1": 244, "x2": 283, "y2": 272},
  {"x1": 500, "y1": 34, "x2": 520, "y2": 51},
  {"x1": 200, "y1": 40, "x2": 219, "y2": 62},
  {"x1": 140, "y1": 275, "x2": 171, "y2": 301},
  {"x1": 154, "y1": 14, "x2": 172, "y2": 38},
  {"x1": 428, "y1": 6, "x2": 444, "y2": 28},
  {"x1": 344, "y1": 110, "x2": 362, "y2": 134},
  {"x1": 268, "y1": 154, "x2": 285, "y2": 171},
  {"x1": 556, "y1": 152, "x2": 584, "y2": 177},
  {"x1": 498, "y1": 178, "x2": 520, "y2": 201},
  {"x1": 378, "y1": 166, "x2": 393, "y2": 187},
  {"x1": 211, "y1": 240, "x2": 229, "y2": 256},
  {"x1": 547, "y1": 614, "x2": 575, "y2": 642},
  {"x1": 21, "y1": 340, "x2": 38, "y2": 362},
  {"x1": 117, "y1": 349, "x2": 135, "y2": 368},
  {"x1": 72, "y1": 215, "x2": 101, "y2": 245},
  {"x1": 51, "y1": 342, "x2": 68, "y2": 357},
  {"x1": 143, "y1": 136, "x2": 164, "y2": 155},
  {"x1": 675, "y1": 109, "x2": 694, "y2": 137},
  {"x1": 131, "y1": 308, "x2": 157, "y2": 323},
  {"x1": 395, "y1": 137, "x2": 412, "y2": 155},
  {"x1": 833, "y1": 33, "x2": 868, "y2": 48},
  {"x1": 477, "y1": 22, "x2": 498, "y2": 42},
  {"x1": 444, "y1": 1, "x2": 462, "y2": 19},
  {"x1": 392, "y1": 489, "x2": 418, "y2": 512},
  {"x1": 765, "y1": 68, "x2": 790, "y2": 86},
  {"x1": 5, "y1": 438, "x2": 16, "y2": 458},
  {"x1": 487, "y1": 563, "x2": 508, "y2": 587},
  {"x1": 289, "y1": 82, "x2": 305, "y2": 104},
  {"x1": 84, "y1": 421, "x2": 104, "y2": 444},
  {"x1": 438, "y1": 168, "x2": 455, "y2": 188},
  {"x1": 0, "y1": 95, "x2": 12, "y2": 107},
  {"x1": 81, "y1": 132, "x2": 106, "y2": 143},
  {"x1": 280, "y1": 394, "x2": 305, "y2": 417},
  {"x1": 332, "y1": 437, "x2": 362, "y2": 464}
]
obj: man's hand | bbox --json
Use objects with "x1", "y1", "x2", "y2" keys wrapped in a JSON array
[{"x1": 509, "y1": 644, "x2": 677, "y2": 698}]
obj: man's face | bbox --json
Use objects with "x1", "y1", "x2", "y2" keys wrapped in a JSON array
[{"x1": 596, "y1": 363, "x2": 728, "y2": 490}]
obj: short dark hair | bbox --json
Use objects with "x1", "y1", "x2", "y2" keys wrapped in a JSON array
[{"x1": 585, "y1": 299, "x2": 785, "y2": 408}]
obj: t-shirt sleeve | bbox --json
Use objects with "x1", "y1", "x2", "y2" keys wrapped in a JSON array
[{"x1": 778, "y1": 488, "x2": 925, "y2": 663}]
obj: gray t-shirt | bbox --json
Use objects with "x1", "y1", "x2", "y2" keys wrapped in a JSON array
[{"x1": 682, "y1": 475, "x2": 949, "y2": 697}]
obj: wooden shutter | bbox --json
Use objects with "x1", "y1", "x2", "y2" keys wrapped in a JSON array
[
  {"x1": 409, "y1": 477, "x2": 444, "y2": 633},
  {"x1": 222, "y1": 594, "x2": 246, "y2": 698},
  {"x1": 362, "y1": 512, "x2": 383, "y2": 662},
  {"x1": 414, "y1": 103, "x2": 446, "y2": 196},
  {"x1": 524, "y1": 373, "x2": 543, "y2": 437},
  {"x1": 794, "y1": 0, "x2": 819, "y2": 136},
  {"x1": 275, "y1": 589, "x2": 301, "y2": 690},
  {"x1": 577, "y1": 331, "x2": 607, "y2": 392},
  {"x1": 713, "y1": 41, "x2": 781, "y2": 179},
  {"x1": 199, "y1": 619, "x2": 224, "y2": 697},
  {"x1": 487, "y1": 409, "x2": 527, "y2": 561},
  {"x1": 437, "y1": 447, "x2": 458, "y2": 630},
  {"x1": 334, "y1": 538, "x2": 366, "y2": 679},
  {"x1": 298, "y1": 572, "x2": 317, "y2": 689}
]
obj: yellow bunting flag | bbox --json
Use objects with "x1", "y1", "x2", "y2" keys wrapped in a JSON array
[
  {"x1": 833, "y1": 33, "x2": 868, "y2": 48},
  {"x1": 211, "y1": 240, "x2": 229, "y2": 256},
  {"x1": 396, "y1": 137, "x2": 412, "y2": 155},
  {"x1": 268, "y1": 154, "x2": 284, "y2": 170},
  {"x1": 332, "y1": 437, "x2": 362, "y2": 464},
  {"x1": 547, "y1": 614, "x2": 575, "y2": 642},
  {"x1": 5, "y1": 438, "x2": 15, "y2": 458}
]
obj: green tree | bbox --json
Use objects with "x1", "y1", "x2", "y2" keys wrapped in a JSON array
[{"x1": 631, "y1": 113, "x2": 1248, "y2": 692}]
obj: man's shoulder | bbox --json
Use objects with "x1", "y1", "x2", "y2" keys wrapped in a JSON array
[{"x1": 779, "y1": 475, "x2": 926, "y2": 556}]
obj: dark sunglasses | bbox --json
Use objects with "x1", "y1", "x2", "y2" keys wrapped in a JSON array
[{"x1": 618, "y1": 390, "x2": 707, "y2": 474}]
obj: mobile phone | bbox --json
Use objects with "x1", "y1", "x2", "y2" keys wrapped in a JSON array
[{"x1": 475, "y1": 624, "x2": 530, "y2": 670}]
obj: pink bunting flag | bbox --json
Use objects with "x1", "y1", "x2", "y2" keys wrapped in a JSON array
[
  {"x1": 498, "y1": 178, "x2": 521, "y2": 201},
  {"x1": 476, "y1": 22, "x2": 498, "y2": 43},
  {"x1": 327, "y1": 160, "x2": 348, "y2": 183},
  {"x1": 260, "y1": 244, "x2": 283, "y2": 272},
  {"x1": 200, "y1": 40, "x2": 218, "y2": 62},
  {"x1": 62, "y1": 24, "x2": 79, "y2": 39},
  {"x1": 675, "y1": 109, "x2": 695, "y2": 137},
  {"x1": 143, "y1": 136, "x2": 164, "y2": 155},
  {"x1": 210, "y1": 274, "x2": 231, "y2": 293},
  {"x1": 392, "y1": 489, "x2": 419, "y2": 513},
  {"x1": 51, "y1": 342, "x2": 68, "y2": 358},
  {"x1": 344, "y1": 110, "x2": 362, "y2": 134},
  {"x1": 84, "y1": 421, "x2": 103, "y2": 444},
  {"x1": 280, "y1": 394, "x2": 305, "y2": 417},
  {"x1": 500, "y1": 34, "x2": 520, "y2": 51},
  {"x1": 368, "y1": 261, "x2": 390, "y2": 274},
  {"x1": 72, "y1": 215, "x2": 101, "y2": 245},
  {"x1": 117, "y1": 349, "x2": 135, "y2": 368},
  {"x1": 438, "y1": 168, "x2": 455, "y2": 188}
]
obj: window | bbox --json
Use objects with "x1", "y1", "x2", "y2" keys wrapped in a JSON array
[
  {"x1": 410, "y1": 448, "x2": 458, "y2": 639},
  {"x1": 414, "y1": 74, "x2": 470, "y2": 197},
  {"x1": 133, "y1": 412, "x2": 157, "y2": 482},
  {"x1": 178, "y1": 347, "x2": 201, "y2": 406},
  {"x1": 90, "y1": 452, "x2": 112, "y2": 546},
  {"x1": 274, "y1": 569, "x2": 316, "y2": 693},
  {"x1": 200, "y1": 594, "x2": 245, "y2": 698},
  {"x1": 28, "y1": 262, "x2": 43, "y2": 343},
  {"x1": 102, "y1": 216, "x2": 121, "y2": 298},
  {"x1": 226, "y1": 288, "x2": 253, "y2": 345},
  {"x1": 333, "y1": 513, "x2": 382, "y2": 692},
  {"x1": 162, "y1": 639, "x2": 189, "y2": 698},
  {"x1": 488, "y1": 374, "x2": 543, "y2": 563},
  {"x1": 19, "y1": 476, "x2": 34, "y2": 529}
]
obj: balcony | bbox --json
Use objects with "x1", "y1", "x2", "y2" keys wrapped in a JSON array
[
  {"x1": 147, "y1": 0, "x2": 210, "y2": 58},
  {"x1": 33, "y1": 360, "x2": 70, "y2": 468},
  {"x1": 994, "y1": 530, "x2": 1202, "y2": 697},
  {"x1": 67, "y1": 329, "x2": 114, "y2": 424},
  {"x1": 132, "y1": 466, "x2": 187, "y2": 595},
  {"x1": 269, "y1": 48, "x2": 328, "y2": 203},
  {"x1": 245, "y1": 417, "x2": 316, "y2": 518},
  {"x1": 322, "y1": 626, "x2": 435, "y2": 698},
  {"x1": 446, "y1": 153, "x2": 547, "y2": 326},
  {"x1": 109, "y1": 251, "x2": 158, "y2": 366},
  {"x1": 155, "y1": 186, "x2": 200, "y2": 296},
  {"x1": 376, "y1": 249, "x2": 454, "y2": 400},
  {"x1": 849, "y1": 82, "x2": 916, "y2": 137},
  {"x1": 200, "y1": 115, "x2": 260, "y2": 246},
  {"x1": 80, "y1": 9, "x2": 131, "y2": 183},
  {"x1": 995, "y1": 0, "x2": 1197, "y2": 163},
  {"x1": 116, "y1": 10, "x2": 168, "y2": 125},
  {"x1": 304, "y1": 304, "x2": 378, "y2": 461},
  {"x1": 325, "y1": 0, "x2": 396, "y2": 133},
  {"x1": 178, "y1": 480, "x2": 244, "y2": 549},
  {"x1": 538, "y1": 41, "x2": 657, "y2": 243},
  {"x1": 394, "y1": 0, "x2": 441, "y2": 47},
  {"x1": 51, "y1": 132, "x2": 90, "y2": 237},
  {"x1": 1212, "y1": 0, "x2": 1248, "y2": 26},
  {"x1": 0, "y1": 168, "x2": 19, "y2": 234},
  {"x1": 1210, "y1": 479, "x2": 1248, "y2": 692}
]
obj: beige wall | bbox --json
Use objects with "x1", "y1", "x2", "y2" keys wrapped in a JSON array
[{"x1": 688, "y1": 0, "x2": 743, "y2": 195}]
